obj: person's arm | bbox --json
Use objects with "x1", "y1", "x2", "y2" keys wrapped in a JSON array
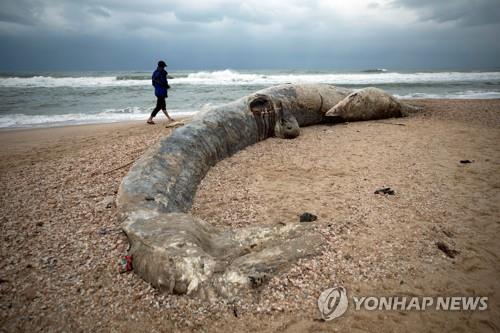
[
  {"x1": 161, "y1": 71, "x2": 169, "y2": 89},
  {"x1": 152, "y1": 71, "x2": 161, "y2": 86}
]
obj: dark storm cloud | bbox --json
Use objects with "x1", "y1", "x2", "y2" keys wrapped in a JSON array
[
  {"x1": 0, "y1": 0, "x2": 43, "y2": 25},
  {"x1": 0, "y1": 0, "x2": 499, "y2": 70},
  {"x1": 0, "y1": 12, "x2": 30, "y2": 25},
  {"x1": 392, "y1": 0, "x2": 500, "y2": 26}
]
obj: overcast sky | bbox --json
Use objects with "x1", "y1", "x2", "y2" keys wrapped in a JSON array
[{"x1": 0, "y1": 0, "x2": 499, "y2": 71}]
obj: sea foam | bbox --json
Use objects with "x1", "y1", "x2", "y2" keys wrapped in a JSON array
[
  {"x1": 2, "y1": 70, "x2": 500, "y2": 87},
  {"x1": 173, "y1": 70, "x2": 500, "y2": 86},
  {"x1": 0, "y1": 108, "x2": 198, "y2": 128},
  {"x1": 0, "y1": 76, "x2": 148, "y2": 88}
]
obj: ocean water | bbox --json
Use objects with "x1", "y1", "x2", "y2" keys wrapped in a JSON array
[{"x1": 1, "y1": 69, "x2": 499, "y2": 128}]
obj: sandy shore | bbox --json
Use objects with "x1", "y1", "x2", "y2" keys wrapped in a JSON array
[{"x1": 1, "y1": 100, "x2": 499, "y2": 332}]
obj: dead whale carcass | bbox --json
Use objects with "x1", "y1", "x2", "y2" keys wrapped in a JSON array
[{"x1": 117, "y1": 84, "x2": 420, "y2": 299}]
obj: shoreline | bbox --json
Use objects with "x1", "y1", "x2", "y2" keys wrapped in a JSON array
[
  {"x1": 0, "y1": 119, "x2": 145, "y2": 132},
  {"x1": 0, "y1": 112, "x2": 197, "y2": 132},
  {"x1": 1, "y1": 97, "x2": 499, "y2": 133},
  {"x1": 0, "y1": 98, "x2": 498, "y2": 148},
  {"x1": 0, "y1": 117, "x2": 189, "y2": 158}
]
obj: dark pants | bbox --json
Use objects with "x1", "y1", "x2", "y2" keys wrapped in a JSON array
[{"x1": 150, "y1": 96, "x2": 166, "y2": 118}]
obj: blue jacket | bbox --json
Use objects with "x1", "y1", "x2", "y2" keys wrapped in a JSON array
[{"x1": 152, "y1": 68, "x2": 169, "y2": 97}]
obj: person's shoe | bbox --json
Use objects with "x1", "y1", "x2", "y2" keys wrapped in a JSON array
[{"x1": 147, "y1": 120, "x2": 155, "y2": 125}]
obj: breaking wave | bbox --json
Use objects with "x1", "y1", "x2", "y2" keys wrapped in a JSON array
[
  {"x1": 0, "y1": 76, "x2": 148, "y2": 88},
  {"x1": 174, "y1": 69, "x2": 500, "y2": 86},
  {"x1": 2, "y1": 70, "x2": 500, "y2": 87}
]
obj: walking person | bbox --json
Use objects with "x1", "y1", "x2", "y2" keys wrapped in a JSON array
[{"x1": 147, "y1": 60, "x2": 174, "y2": 124}]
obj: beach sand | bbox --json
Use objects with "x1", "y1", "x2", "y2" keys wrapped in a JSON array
[{"x1": 1, "y1": 100, "x2": 499, "y2": 332}]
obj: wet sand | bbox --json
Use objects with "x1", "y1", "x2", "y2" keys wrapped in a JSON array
[{"x1": 1, "y1": 100, "x2": 499, "y2": 332}]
